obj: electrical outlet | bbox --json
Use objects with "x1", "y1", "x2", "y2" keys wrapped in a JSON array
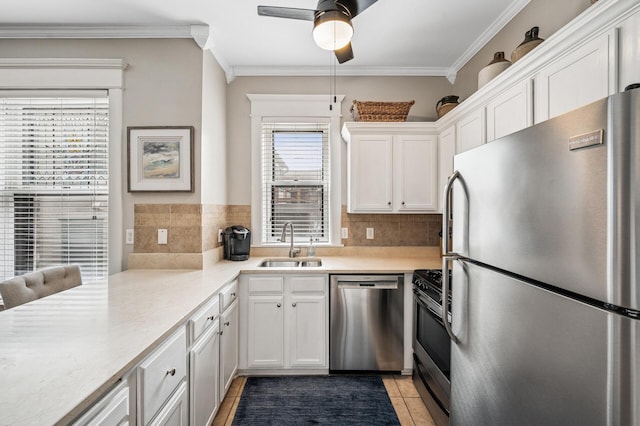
[
  {"x1": 366, "y1": 227, "x2": 374, "y2": 239},
  {"x1": 218, "y1": 228, "x2": 224, "y2": 243},
  {"x1": 125, "y1": 229, "x2": 134, "y2": 245},
  {"x1": 158, "y1": 229, "x2": 168, "y2": 245},
  {"x1": 341, "y1": 227, "x2": 349, "y2": 239}
]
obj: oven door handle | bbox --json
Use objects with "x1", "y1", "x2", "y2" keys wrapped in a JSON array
[{"x1": 413, "y1": 289, "x2": 445, "y2": 324}]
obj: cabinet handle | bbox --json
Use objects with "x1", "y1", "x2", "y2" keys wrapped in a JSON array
[
  {"x1": 219, "y1": 330, "x2": 224, "y2": 335},
  {"x1": 224, "y1": 321, "x2": 230, "y2": 326},
  {"x1": 387, "y1": 201, "x2": 392, "y2": 206},
  {"x1": 231, "y1": 292, "x2": 236, "y2": 297},
  {"x1": 207, "y1": 315, "x2": 215, "y2": 321},
  {"x1": 277, "y1": 303, "x2": 282, "y2": 308},
  {"x1": 292, "y1": 303, "x2": 297, "y2": 307},
  {"x1": 402, "y1": 201, "x2": 405, "y2": 205},
  {"x1": 166, "y1": 368, "x2": 176, "y2": 377}
]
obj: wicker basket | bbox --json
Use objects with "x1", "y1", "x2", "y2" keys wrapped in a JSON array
[{"x1": 350, "y1": 100, "x2": 415, "y2": 122}]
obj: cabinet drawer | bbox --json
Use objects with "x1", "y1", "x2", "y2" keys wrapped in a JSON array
[
  {"x1": 288, "y1": 275, "x2": 326, "y2": 293},
  {"x1": 138, "y1": 328, "x2": 187, "y2": 425},
  {"x1": 73, "y1": 381, "x2": 129, "y2": 426},
  {"x1": 188, "y1": 297, "x2": 220, "y2": 344},
  {"x1": 247, "y1": 276, "x2": 284, "y2": 294},
  {"x1": 219, "y1": 279, "x2": 238, "y2": 311}
]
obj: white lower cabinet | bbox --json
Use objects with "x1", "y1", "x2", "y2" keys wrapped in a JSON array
[
  {"x1": 73, "y1": 381, "x2": 130, "y2": 426},
  {"x1": 241, "y1": 274, "x2": 328, "y2": 371},
  {"x1": 189, "y1": 323, "x2": 220, "y2": 426},
  {"x1": 149, "y1": 381, "x2": 188, "y2": 426},
  {"x1": 137, "y1": 328, "x2": 187, "y2": 425},
  {"x1": 219, "y1": 298, "x2": 239, "y2": 400}
]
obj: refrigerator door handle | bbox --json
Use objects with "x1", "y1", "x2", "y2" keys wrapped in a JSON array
[
  {"x1": 442, "y1": 254, "x2": 459, "y2": 343},
  {"x1": 442, "y1": 170, "x2": 459, "y2": 257},
  {"x1": 442, "y1": 171, "x2": 461, "y2": 343}
]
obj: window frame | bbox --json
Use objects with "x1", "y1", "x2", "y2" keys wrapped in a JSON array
[
  {"x1": 0, "y1": 58, "x2": 126, "y2": 276},
  {"x1": 248, "y1": 94, "x2": 344, "y2": 247}
]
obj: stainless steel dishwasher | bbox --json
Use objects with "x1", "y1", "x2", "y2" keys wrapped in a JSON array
[{"x1": 330, "y1": 274, "x2": 404, "y2": 372}]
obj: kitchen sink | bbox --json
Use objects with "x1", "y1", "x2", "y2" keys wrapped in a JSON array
[
  {"x1": 258, "y1": 258, "x2": 322, "y2": 268},
  {"x1": 259, "y1": 259, "x2": 300, "y2": 267}
]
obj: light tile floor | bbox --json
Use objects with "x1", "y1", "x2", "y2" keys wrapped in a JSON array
[{"x1": 212, "y1": 375, "x2": 436, "y2": 426}]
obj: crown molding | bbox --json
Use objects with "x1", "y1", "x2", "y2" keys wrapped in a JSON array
[
  {"x1": 232, "y1": 65, "x2": 450, "y2": 78},
  {"x1": 445, "y1": 0, "x2": 531, "y2": 84},
  {"x1": 0, "y1": 25, "x2": 201, "y2": 39},
  {"x1": 0, "y1": 58, "x2": 128, "y2": 69}
]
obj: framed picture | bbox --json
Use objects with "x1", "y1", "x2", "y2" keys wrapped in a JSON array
[{"x1": 127, "y1": 126, "x2": 194, "y2": 192}]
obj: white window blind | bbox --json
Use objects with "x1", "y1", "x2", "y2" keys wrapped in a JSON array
[
  {"x1": 261, "y1": 122, "x2": 330, "y2": 244},
  {"x1": 0, "y1": 93, "x2": 109, "y2": 282}
]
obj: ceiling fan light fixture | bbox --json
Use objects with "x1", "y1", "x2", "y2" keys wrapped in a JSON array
[{"x1": 312, "y1": 9, "x2": 353, "y2": 51}]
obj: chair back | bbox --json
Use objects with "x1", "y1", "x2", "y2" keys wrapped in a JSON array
[{"x1": 0, "y1": 265, "x2": 82, "y2": 310}]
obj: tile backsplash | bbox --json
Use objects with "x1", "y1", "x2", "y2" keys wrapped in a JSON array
[{"x1": 133, "y1": 203, "x2": 440, "y2": 255}]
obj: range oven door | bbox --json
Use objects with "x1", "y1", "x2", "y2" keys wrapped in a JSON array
[{"x1": 413, "y1": 288, "x2": 451, "y2": 420}]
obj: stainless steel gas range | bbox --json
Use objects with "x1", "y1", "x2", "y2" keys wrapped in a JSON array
[{"x1": 412, "y1": 269, "x2": 451, "y2": 426}]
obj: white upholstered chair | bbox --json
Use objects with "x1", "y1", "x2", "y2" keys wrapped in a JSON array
[{"x1": 0, "y1": 264, "x2": 83, "y2": 310}]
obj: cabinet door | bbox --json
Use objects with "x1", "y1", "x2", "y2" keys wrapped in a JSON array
[
  {"x1": 456, "y1": 109, "x2": 485, "y2": 153},
  {"x1": 189, "y1": 324, "x2": 220, "y2": 426},
  {"x1": 394, "y1": 134, "x2": 438, "y2": 212},
  {"x1": 348, "y1": 134, "x2": 393, "y2": 212},
  {"x1": 247, "y1": 295, "x2": 284, "y2": 368},
  {"x1": 439, "y1": 125, "x2": 456, "y2": 210},
  {"x1": 219, "y1": 298, "x2": 239, "y2": 401},
  {"x1": 149, "y1": 382, "x2": 188, "y2": 426},
  {"x1": 287, "y1": 275, "x2": 328, "y2": 368},
  {"x1": 618, "y1": 8, "x2": 640, "y2": 92},
  {"x1": 486, "y1": 80, "x2": 533, "y2": 142},
  {"x1": 534, "y1": 30, "x2": 616, "y2": 123},
  {"x1": 73, "y1": 382, "x2": 129, "y2": 426},
  {"x1": 288, "y1": 293, "x2": 327, "y2": 367}
]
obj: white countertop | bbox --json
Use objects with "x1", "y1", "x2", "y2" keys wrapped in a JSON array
[{"x1": 0, "y1": 253, "x2": 440, "y2": 425}]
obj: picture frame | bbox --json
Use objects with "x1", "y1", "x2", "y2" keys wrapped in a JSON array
[{"x1": 127, "y1": 126, "x2": 194, "y2": 192}]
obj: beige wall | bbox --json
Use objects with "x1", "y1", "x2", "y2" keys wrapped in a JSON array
[
  {"x1": 201, "y1": 50, "x2": 228, "y2": 205},
  {"x1": 0, "y1": 38, "x2": 209, "y2": 269},
  {"x1": 452, "y1": 0, "x2": 590, "y2": 100},
  {"x1": 226, "y1": 75, "x2": 453, "y2": 205}
]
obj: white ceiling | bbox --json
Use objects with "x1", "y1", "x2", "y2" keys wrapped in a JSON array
[{"x1": 0, "y1": 0, "x2": 530, "y2": 82}]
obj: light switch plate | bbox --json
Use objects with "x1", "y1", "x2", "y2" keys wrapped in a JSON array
[
  {"x1": 158, "y1": 229, "x2": 168, "y2": 245},
  {"x1": 125, "y1": 229, "x2": 134, "y2": 245},
  {"x1": 366, "y1": 228, "x2": 374, "y2": 239},
  {"x1": 341, "y1": 227, "x2": 348, "y2": 239},
  {"x1": 218, "y1": 229, "x2": 224, "y2": 243}
]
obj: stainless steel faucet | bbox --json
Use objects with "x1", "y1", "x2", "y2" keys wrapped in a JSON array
[{"x1": 280, "y1": 222, "x2": 301, "y2": 258}]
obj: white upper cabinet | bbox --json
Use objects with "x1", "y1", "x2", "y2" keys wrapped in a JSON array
[
  {"x1": 342, "y1": 122, "x2": 439, "y2": 214},
  {"x1": 438, "y1": 125, "x2": 456, "y2": 209},
  {"x1": 618, "y1": 8, "x2": 640, "y2": 91},
  {"x1": 456, "y1": 109, "x2": 485, "y2": 153},
  {"x1": 534, "y1": 30, "x2": 616, "y2": 123},
  {"x1": 486, "y1": 80, "x2": 533, "y2": 142},
  {"x1": 347, "y1": 133, "x2": 394, "y2": 212}
]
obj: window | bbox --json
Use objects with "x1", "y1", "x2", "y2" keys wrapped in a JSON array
[
  {"x1": 261, "y1": 122, "x2": 329, "y2": 243},
  {"x1": 0, "y1": 93, "x2": 109, "y2": 281},
  {"x1": 249, "y1": 94, "x2": 344, "y2": 246}
]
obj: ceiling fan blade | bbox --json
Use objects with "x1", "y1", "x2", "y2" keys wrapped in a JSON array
[
  {"x1": 335, "y1": 42, "x2": 354, "y2": 64},
  {"x1": 338, "y1": 0, "x2": 378, "y2": 18},
  {"x1": 257, "y1": 6, "x2": 316, "y2": 21}
]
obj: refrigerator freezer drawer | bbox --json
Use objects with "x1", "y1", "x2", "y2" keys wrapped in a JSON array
[{"x1": 450, "y1": 260, "x2": 638, "y2": 426}]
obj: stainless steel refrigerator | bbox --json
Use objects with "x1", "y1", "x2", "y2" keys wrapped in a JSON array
[{"x1": 441, "y1": 89, "x2": 639, "y2": 425}]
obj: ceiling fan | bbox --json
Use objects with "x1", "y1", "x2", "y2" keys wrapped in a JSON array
[{"x1": 257, "y1": 0, "x2": 379, "y2": 64}]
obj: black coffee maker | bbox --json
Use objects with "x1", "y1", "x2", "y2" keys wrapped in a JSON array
[{"x1": 223, "y1": 226, "x2": 251, "y2": 261}]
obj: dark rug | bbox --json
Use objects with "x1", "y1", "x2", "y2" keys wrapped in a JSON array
[{"x1": 232, "y1": 375, "x2": 400, "y2": 425}]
